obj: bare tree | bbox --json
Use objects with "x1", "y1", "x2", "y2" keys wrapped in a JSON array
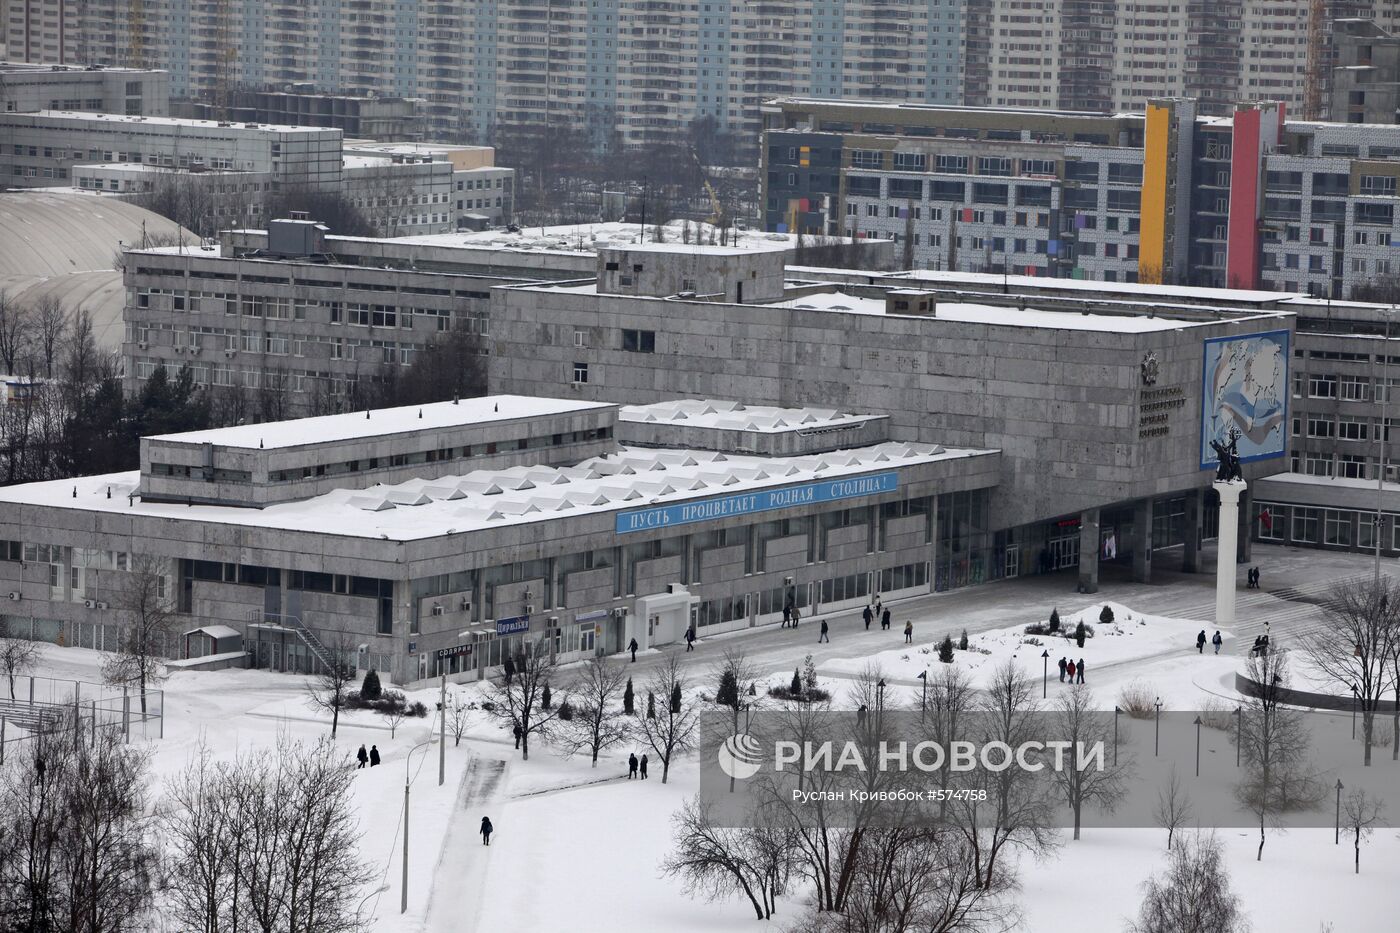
[
  {"x1": 0, "y1": 290, "x2": 32, "y2": 374},
  {"x1": 32, "y1": 294, "x2": 68, "y2": 380},
  {"x1": 0, "y1": 726, "x2": 158, "y2": 930},
  {"x1": 636, "y1": 654, "x2": 700, "y2": 783},
  {"x1": 557, "y1": 655, "x2": 630, "y2": 766},
  {"x1": 1128, "y1": 832, "x2": 1248, "y2": 933},
  {"x1": 1303, "y1": 577, "x2": 1400, "y2": 766},
  {"x1": 158, "y1": 743, "x2": 241, "y2": 932},
  {"x1": 380, "y1": 706, "x2": 408, "y2": 739},
  {"x1": 1050, "y1": 684, "x2": 1131, "y2": 840},
  {"x1": 102, "y1": 554, "x2": 175, "y2": 714},
  {"x1": 305, "y1": 635, "x2": 358, "y2": 739},
  {"x1": 952, "y1": 660, "x2": 1060, "y2": 889},
  {"x1": 485, "y1": 637, "x2": 561, "y2": 760},
  {"x1": 1342, "y1": 788, "x2": 1385, "y2": 874},
  {"x1": 1153, "y1": 767, "x2": 1194, "y2": 851},
  {"x1": 1234, "y1": 649, "x2": 1322, "y2": 861},
  {"x1": 662, "y1": 796, "x2": 796, "y2": 921},
  {"x1": 0, "y1": 617, "x2": 39, "y2": 699},
  {"x1": 448, "y1": 695, "x2": 472, "y2": 747}
]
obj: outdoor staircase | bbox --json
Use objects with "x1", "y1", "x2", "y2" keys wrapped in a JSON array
[{"x1": 245, "y1": 610, "x2": 338, "y2": 673}]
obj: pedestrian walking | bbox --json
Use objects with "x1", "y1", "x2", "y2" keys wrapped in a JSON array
[
  {"x1": 1254, "y1": 567, "x2": 1262, "y2": 589},
  {"x1": 1058, "y1": 657, "x2": 1067, "y2": 682},
  {"x1": 881, "y1": 607, "x2": 891, "y2": 631},
  {"x1": 1196, "y1": 630, "x2": 1207, "y2": 654},
  {"x1": 1212, "y1": 630, "x2": 1223, "y2": 654},
  {"x1": 819, "y1": 619, "x2": 830, "y2": 643},
  {"x1": 369, "y1": 745, "x2": 380, "y2": 767},
  {"x1": 857, "y1": 704, "x2": 868, "y2": 727},
  {"x1": 791, "y1": 606, "x2": 801, "y2": 627},
  {"x1": 685, "y1": 625, "x2": 696, "y2": 652},
  {"x1": 513, "y1": 724, "x2": 522, "y2": 749},
  {"x1": 782, "y1": 604, "x2": 792, "y2": 628},
  {"x1": 1066, "y1": 660, "x2": 1076, "y2": 682},
  {"x1": 629, "y1": 637, "x2": 639, "y2": 662},
  {"x1": 356, "y1": 744, "x2": 368, "y2": 769},
  {"x1": 863, "y1": 605, "x2": 873, "y2": 630},
  {"x1": 628, "y1": 752, "x2": 639, "y2": 779},
  {"x1": 874, "y1": 597, "x2": 883, "y2": 619},
  {"x1": 503, "y1": 655, "x2": 516, "y2": 685},
  {"x1": 640, "y1": 754, "x2": 649, "y2": 779},
  {"x1": 903, "y1": 620, "x2": 913, "y2": 644},
  {"x1": 480, "y1": 816, "x2": 493, "y2": 846},
  {"x1": 1076, "y1": 658, "x2": 1085, "y2": 684}
]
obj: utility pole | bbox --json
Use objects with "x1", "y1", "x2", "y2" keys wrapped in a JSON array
[
  {"x1": 1154, "y1": 697, "x2": 1163, "y2": 757},
  {"x1": 1336, "y1": 779, "x2": 1344, "y2": 845},
  {"x1": 439, "y1": 672, "x2": 446, "y2": 786},
  {"x1": 1193, "y1": 715, "x2": 1203, "y2": 777},
  {"x1": 1040, "y1": 649, "x2": 1050, "y2": 698}
]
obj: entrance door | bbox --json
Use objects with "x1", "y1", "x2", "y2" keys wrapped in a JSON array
[
  {"x1": 1003, "y1": 545, "x2": 1020, "y2": 579},
  {"x1": 1050, "y1": 534, "x2": 1079, "y2": 570}
]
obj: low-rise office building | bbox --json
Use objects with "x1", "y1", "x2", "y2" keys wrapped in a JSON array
[
  {"x1": 1, "y1": 61, "x2": 168, "y2": 116},
  {"x1": 0, "y1": 395, "x2": 992, "y2": 685}
]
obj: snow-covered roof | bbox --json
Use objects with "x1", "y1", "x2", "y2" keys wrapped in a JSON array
[
  {"x1": 869, "y1": 268, "x2": 1298, "y2": 305},
  {"x1": 148, "y1": 396, "x2": 614, "y2": 450},
  {"x1": 620, "y1": 399, "x2": 882, "y2": 434},
  {"x1": 26, "y1": 110, "x2": 334, "y2": 134},
  {"x1": 771, "y1": 291, "x2": 1210, "y2": 333},
  {"x1": 377, "y1": 220, "x2": 878, "y2": 255},
  {"x1": 5, "y1": 443, "x2": 990, "y2": 542},
  {"x1": 182, "y1": 624, "x2": 241, "y2": 639}
]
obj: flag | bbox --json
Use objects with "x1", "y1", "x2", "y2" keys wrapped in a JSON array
[
  {"x1": 1259, "y1": 508, "x2": 1273, "y2": 531},
  {"x1": 916, "y1": 671, "x2": 927, "y2": 680}
]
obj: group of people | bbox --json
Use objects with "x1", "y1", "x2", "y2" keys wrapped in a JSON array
[
  {"x1": 355, "y1": 744, "x2": 381, "y2": 768},
  {"x1": 781, "y1": 602, "x2": 803, "y2": 628},
  {"x1": 1245, "y1": 566, "x2": 1263, "y2": 589},
  {"x1": 862, "y1": 601, "x2": 892, "y2": 632},
  {"x1": 628, "y1": 751, "x2": 650, "y2": 779},
  {"x1": 1196, "y1": 630, "x2": 1224, "y2": 654},
  {"x1": 1057, "y1": 656, "x2": 1087, "y2": 684}
]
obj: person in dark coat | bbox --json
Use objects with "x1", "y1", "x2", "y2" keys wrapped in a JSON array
[
  {"x1": 1254, "y1": 567, "x2": 1261, "y2": 589},
  {"x1": 1196, "y1": 630, "x2": 1207, "y2": 654},
  {"x1": 782, "y1": 604, "x2": 792, "y2": 628},
  {"x1": 1212, "y1": 630, "x2": 1223, "y2": 654},
  {"x1": 685, "y1": 626, "x2": 696, "y2": 651},
  {"x1": 881, "y1": 608, "x2": 891, "y2": 631},
  {"x1": 628, "y1": 752, "x2": 639, "y2": 779},
  {"x1": 503, "y1": 655, "x2": 516, "y2": 685},
  {"x1": 791, "y1": 606, "x2": 801, "y2": 627},
  {"x1": 640, "y1": 754, "x2": 649, "y2": 779},
  {"x1": 863, "y1": 605, "x2": 874, "y2": 630},
  {"x1": 513, "y1": 724, "x2": 522, "y2": 749},
  {"x1": 480, "y1": 816, "x2": 493, "y2": 846},
  {"x1": 903, "y1": 620, "x2": 913, "y2": 644},
  {"x1": 1066, "y1": 660, "x2": 1076, "y2": 682},
  {"x1": 1076, "y1": 658, "x2": 1085, "y2": 684},
  {"x1": 818, "y1": 619, "x2": 829, "y2": 643},
  {"x1": 628, "y1": 637, "x2": 639, "y2": 662},
  {"x1": 857, "y1": 704, "x2": 868, "y2": 727},
  {"x1": 369, "y1": 745, "x2": 381, "y2": 766},
  {"x1": 356, "y1": 745, "x2": 368, "y2": 769},
  {"x1": 1058, "y1": 657, "x2": 1068, "y2": 682}
]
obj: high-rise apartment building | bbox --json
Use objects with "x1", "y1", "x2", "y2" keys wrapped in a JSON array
[{"x1": 7, "y1": 0, "x2": 1400, "y2": 149}]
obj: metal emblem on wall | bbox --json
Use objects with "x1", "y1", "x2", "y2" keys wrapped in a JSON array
[
  {"x1": 1199, "y1": 330, "x2": 1289, "y2": 470},
  {"x1": 1140, "y1": 351, "x2": 1159, "y2": 386}
]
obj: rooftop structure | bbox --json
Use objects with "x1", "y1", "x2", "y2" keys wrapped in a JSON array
[
  {"x1": 617, "y1": 400, "x2": 890, "y2": 456},
  {"x1": 0, "y1": 61, "x2": 168, "y2": 116}
]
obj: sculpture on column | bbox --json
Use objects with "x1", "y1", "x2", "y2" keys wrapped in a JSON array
[{"x1": 1210, "y1": 429, "x2": 1243, "y2": 482}]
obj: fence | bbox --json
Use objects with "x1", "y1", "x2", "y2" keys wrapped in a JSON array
[{"x1": 0, "y1": 674, "x2": 164, "y2": 765}]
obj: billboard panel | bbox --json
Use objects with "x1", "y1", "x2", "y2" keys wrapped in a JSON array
[{"x1": 1200, "y1": 330, "x2": 1289, "y2": 470}]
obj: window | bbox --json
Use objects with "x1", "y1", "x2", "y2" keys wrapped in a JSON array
[
  {"x1": 1324, "y1": 510, "x2": 1353, "y2": 546},
  {"x1": 572, "y1": 362, "x2": 589, "y2": 384},
  {"x1": 1340, "y1": 375, "x2": 1369, "y2": 401},
  {"x1": 1338, "y1": 415, "x2": 1369, "y2": 441},
  {"x1": 851, "y1": 150, "x2": 883, "y2": 169},
  {"x1": 1338, "y1": 455, "x2": 1369, "y2": 479},
  {"x1": 978, "y1": 156, "x2": 1011, "y2": 176},
  {"x1": 1307, "y1": 416, "x2": 1336, "y2": 438},
  {"x1": 1304, "y1": 453, "x2": 1334, "y2": 478},
  {"x1": 621, "y1": 329, "x2": 655, "y2": 353},
  {"x1": 935, "y1": 154, "x2": 968, "y2": 174},
  {"x1": 1309, "y1": 374, "x2": 1337, "y2": 398},
  {"x1": 1291, "y1": 506, "x2": 1320, "y2": 542},
  {"x1": 574, "y1": 328, "x2": 587, "y2": 348},
  {"x1": 892, "y1": 151, "x2": 926, "y2": 171}
]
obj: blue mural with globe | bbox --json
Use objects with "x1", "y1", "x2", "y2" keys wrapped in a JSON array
[{"x1": 1199, "y1": 330, "x2": 1289, "y2": 471}]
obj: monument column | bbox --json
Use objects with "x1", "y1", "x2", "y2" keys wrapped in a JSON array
[
  {"x1": 1215, "y1": 480, "x2": 1247, "y2": 625},
  {"x1": 1182, "y1": 488, "x2": 1203, "y2": 573},
  {"x1": 1077, "y1": 509, "x2": 1100, "y2": 594}
]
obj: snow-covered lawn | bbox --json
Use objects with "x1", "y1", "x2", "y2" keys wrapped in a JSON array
[{"x1": 10, "y1": 595, "x2": 1399, "y2": 932}]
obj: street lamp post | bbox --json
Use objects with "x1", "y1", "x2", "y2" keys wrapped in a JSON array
[
  {"x1": 402, "y1": 740, "x2": 433, "y2": 914},
  {"x1": 1193, "y1": 715, "x2": 1203, "y2": 777},
  {"x1": 1336, "y1": 779, "x2": 1345, "y2": 845},
  {"x1": 1112, "y1": 706, "x2": 1121, "y2": 767},
  {"x1": 439, "y1": 673, "x2": 446, "y2": 787},
  {"x1": 1352, "y1": 686, "x2": 1359, "y2": 740},
  {"x1": 1235, "y1": 706, "x2": 1242, "y2": 768},
  {"x1": 919, "y1": 670, "x2": 927, "y2": 717},
  {"x1": 1040, "y1": 649, "x2": 1050, "y2": 699},
  {"x1": 1154, "y1": 697, "x2": 1163, "y2": 757}
]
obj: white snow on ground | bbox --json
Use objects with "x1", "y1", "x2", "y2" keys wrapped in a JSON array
[{"x1": 11, "y1": 596, "x2": 1400, "y2": 932}]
